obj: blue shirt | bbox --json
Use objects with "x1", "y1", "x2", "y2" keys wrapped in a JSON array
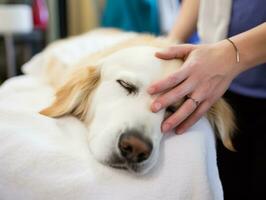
[{"x1": 228, "y1": 0, "x2": 266, "y2": 98}]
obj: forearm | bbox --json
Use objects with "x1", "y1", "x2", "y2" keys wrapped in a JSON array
[
  {"x1": 216, "y1": 23, "x2": 266, "y2": 76},
  {"x1": 232, "y1": 22, "x2": 266, "y2": 71},
  {"x1": 168, "y1": 0, "x2": 199, "y2": 42}
]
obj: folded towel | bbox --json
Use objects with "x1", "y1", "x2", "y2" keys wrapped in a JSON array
[{"x1": 0, "y1": 31, "x2": 223, "y2": 200}]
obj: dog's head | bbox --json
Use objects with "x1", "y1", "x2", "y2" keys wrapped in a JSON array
[
  {"x1": 40, "y1": 46, "x2": 235, "y2": 174},
  {"x1": 40, "y1": 46, "x2": 181, "y2": 174}
]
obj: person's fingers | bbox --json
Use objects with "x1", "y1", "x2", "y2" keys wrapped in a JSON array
[
  {"x1": 171, "y1": 80, "x2": 217, "y2": 133},
  {"x1": 161, "y1": 97, "x2": 200, "y2": 133},
  {"x1": 174, "y1": 100, "x2": 211, "y2": 134},
  {"x1": 160, "y1": 82, "x2": 210, "y2": 133},
  {"x1": 172, "y1": 77, "x2": 229, "y2": 134},
  {"x1": 151, "y1": 79, "x2": 196, "y2": 112},
  {"x1": 148, "y1": 68, "x2": 188, "y2": 95},
  {"x1": 155, "y1": 44, "x2": 195, "y2": 60}
]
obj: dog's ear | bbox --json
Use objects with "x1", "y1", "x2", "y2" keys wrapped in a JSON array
[
  {"x1": 40, "y1": 66, "x2": 100, "y2": 121},
  {"x1": 207, "y1": 99, "x2": 236, "y2": 151}
]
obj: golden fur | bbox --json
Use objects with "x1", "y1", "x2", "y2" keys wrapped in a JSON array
[{"x1": 40, "y1": 67, "x2": 100, "y2": 122}]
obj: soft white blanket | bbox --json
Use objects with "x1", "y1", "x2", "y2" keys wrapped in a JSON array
[{"x1": 0, "y1": 31, "x2": 223, "y2": 200}]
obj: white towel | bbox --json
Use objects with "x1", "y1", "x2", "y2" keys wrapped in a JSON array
[
  {"x1": 197, "y1": 0, "x2": 232, "y2": 43},
  {"x1": 0, "y1": 31, "x2": 224, "y2": 200}
]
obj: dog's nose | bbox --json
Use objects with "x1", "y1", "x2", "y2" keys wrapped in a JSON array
[{"x1": 118, "y1": 132, "x2": 152, "y2": 163}]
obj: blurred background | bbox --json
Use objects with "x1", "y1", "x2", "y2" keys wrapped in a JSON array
[{"x1": 0, "y1": 0, "x2": 198, "y2": 83}]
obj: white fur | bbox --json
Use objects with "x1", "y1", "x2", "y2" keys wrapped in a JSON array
[{"x1": 0, "y1": 33, "x2": 224, "y2": 199}]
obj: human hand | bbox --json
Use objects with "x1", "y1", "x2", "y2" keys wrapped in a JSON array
[{"x1": 148, "y1": 41, "x2": 240, "y2": 134}]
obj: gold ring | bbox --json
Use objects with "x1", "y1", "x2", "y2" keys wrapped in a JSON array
[{"x1": 185, "y1": 95, "x2": 200, "y2": 107}]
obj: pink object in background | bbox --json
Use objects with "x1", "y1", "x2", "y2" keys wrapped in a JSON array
[{"x1": 32, "y1": 0, "x2": 49, "y2": 30}]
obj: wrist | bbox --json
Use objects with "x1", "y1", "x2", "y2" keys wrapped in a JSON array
[{"x1": 213, "y1": 39, "x2": 243, "y2": 78}]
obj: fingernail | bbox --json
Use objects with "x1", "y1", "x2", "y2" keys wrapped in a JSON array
[
  {"x1": 162, "y1": 123, "x2": 171, "y2": 133},
  {"x1": 153, "y1": 102, "x2": 162, "y2": 111},
  {"x1": 147, "y1": 87, "x2": 155, "y2": 94}
]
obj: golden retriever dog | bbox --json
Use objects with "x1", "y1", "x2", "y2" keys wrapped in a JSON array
[{"x1": 40, "y1": 29, "x2": 235, "y2": 174}]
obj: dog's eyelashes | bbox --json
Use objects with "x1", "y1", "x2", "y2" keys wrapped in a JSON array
[{"x1": 116, "y1": 79, "x2": 138, "y2": 95}]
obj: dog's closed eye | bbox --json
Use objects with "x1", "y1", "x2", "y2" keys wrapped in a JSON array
[{"x1": 116, "y1": 79, "x2": 138, "y2": 95}]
